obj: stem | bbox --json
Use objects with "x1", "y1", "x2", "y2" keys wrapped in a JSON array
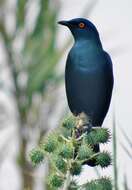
[
  {"x1": 80, "y1": 152, "x2": 100, "y2": 164},
  {"x1": 113, "y1": 118, "x2": 119, "y2": 190},
  {"x1": 59, "y1": 135, "x2": 70, "y2": 142},
  {"x1": 63, "y1": 171, "x2": 71, "y2": 190},
  {"x1": 19, "y1": 132, "x2": 34, "y2": 190}
]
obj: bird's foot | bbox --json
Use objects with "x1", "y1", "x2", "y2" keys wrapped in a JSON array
[
  {"x1": 75, "y1": 112, "x2": 92, "y2": 136},
  {"x1": 76, "y1": 112, "x2": 90, "y2": 128}
]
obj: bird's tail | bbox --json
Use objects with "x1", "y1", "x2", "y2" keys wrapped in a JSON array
[{"x1": 83, "y1": 144, "x2": 100, "y2": 167}]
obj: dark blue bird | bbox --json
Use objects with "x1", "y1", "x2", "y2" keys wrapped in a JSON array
[{"x1": 58, "y1": 18, "x2": 113, "y2": 165}]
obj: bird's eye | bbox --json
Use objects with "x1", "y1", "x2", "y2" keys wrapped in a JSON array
[{"x1": 78, "y1": 22, "x2": 85, "y2": 29}]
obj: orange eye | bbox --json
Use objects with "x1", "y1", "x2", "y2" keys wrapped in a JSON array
[{"x1": 79, "y1": 22, "x2": 85, "y2": 29}]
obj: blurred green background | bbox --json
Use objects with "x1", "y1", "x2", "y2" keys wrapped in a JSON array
[{"x1": 0, "y1": 0, "x2": 132, "y2": 190}]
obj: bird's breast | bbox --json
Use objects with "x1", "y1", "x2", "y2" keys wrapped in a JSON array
[{"x1": 70, "y1": 42, "x2": 103, "y2": 72}]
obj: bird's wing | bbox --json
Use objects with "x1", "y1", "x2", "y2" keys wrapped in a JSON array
[
  {"x1": 65, "y1": 51, "x2": 114, "y2": 124},
  {"x1": 103, "y1": 51, "x2": 114, "y2": 88},
  {"x1": 65, "y1": 54, "x2": 78, "y2": 115}
]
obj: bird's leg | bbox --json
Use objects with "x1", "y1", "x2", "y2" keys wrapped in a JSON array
[
  {"x1": 76, "y1": 112, "x2": 90, "y2": 129},
  {"x1": 75, "y1": 112, "x2": 92, "y2": 136},
  {"x1": 83, "y1": 122, "x2": 92, "y2": 133}
]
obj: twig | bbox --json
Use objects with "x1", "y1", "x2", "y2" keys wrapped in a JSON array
[{"x1": 63, "y1": 170, "x2": 71, "y2": 190}]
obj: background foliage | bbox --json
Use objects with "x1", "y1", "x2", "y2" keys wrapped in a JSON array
[{"x1": 0, "y1": 0, "x2": 64, "y2": 189}]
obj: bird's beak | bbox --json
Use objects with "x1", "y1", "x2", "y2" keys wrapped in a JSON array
[{"x1": 58, "y1": 20, "x2": 69, "y2": 27}]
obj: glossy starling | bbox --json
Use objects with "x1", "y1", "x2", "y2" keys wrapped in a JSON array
[{"x1": 58, "y1": 18, "x2": 114, "y2": 166}]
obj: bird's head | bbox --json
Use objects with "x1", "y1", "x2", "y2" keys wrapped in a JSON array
[{"x1": 58, "y1": 18, "x2": 99, "y2": 41}]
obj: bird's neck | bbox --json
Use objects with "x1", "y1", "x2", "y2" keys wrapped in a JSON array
[{"x1": 74, "y1": 38, "x2": 103, "y2": 52}]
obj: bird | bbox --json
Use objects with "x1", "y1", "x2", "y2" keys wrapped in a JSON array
[{"x1": 58, "y1": 18, "x2": 114, "y2": 166}]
